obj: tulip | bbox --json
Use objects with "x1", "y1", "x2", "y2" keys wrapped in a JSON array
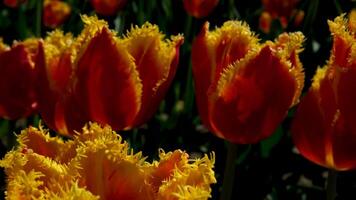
[
  {"x1": 259, "y1": 11, "x2": 272, "y2": 33},
  {"x1": 292, "y1": 15, "x2": 356, "y2": 170},
  {"x1": 260, "y1": 0, "x2": 303, "y2": 32},
  {"x1": 183, "y1": 0, "x2": 219, "y2": 18},
  {"x1": 90, "y1": 0, "x2": 127, "y2": 16},
  {"x1": 37, "y1": 16, "x2": 183, "y2": 136},
  {"x1": 3, "y1": 0, "x2": 26, "y2": 8},
  {"x1": 43, "y1": 0, "x2": 71, "y2": 28},
  {"x1": 0, "y1": 123, "x2": 216, "y2": 199},
  {"x1": 0, "y1": 38, "x2": 38, "y2": 119},
  {"x1": 192, "y1": 21, "x2": 304, "y2": 144}
]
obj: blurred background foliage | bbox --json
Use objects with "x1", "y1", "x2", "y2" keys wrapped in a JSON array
[{"x1": 1, "y1": 0, "x2": 356, "y2": 199}]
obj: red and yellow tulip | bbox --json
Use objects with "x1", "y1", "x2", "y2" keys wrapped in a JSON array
[
  {"x1": 192, "y1": 21, "x2": 304, "y2": 144},
  {"x1": 37, "y1": 16, "x2": 183, "y2": 136},
  {"x1": 0, "y1": 38, "x2": 38, "y2": 119},
  {"x1": 292, "y1": 14, "x2": 356, "y2": 170},
  {"x1": 0, "y1": 123, "x2": 216, "y2": 199},
  {"x1": 90, "y1": 0, "x2": 127, "y2": 16},
  {"x1": 3, "y1": 0, "x2": 26, "y2": 8},
  {"x1": 260, "y1": 0, "x2": 303, "y2": 33},
  {"x1": 43, "y1": 0, "x2": 71, "y2": 28},
  {"x1": 183, "y1": 0, "x2": 219, "y2": 18}
]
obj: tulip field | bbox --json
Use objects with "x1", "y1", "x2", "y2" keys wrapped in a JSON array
[{"x1": 1, "y1": 0, "x2": 356, "y2": 199}]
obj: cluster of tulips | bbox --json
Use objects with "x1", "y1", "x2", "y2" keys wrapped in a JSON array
[{"x1": 1, "y1": 0, "x2": 356, "y2": 199}]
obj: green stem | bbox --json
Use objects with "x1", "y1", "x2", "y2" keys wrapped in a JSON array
[
  {"x1": 35, "y1": 0, "x2": 43, "y2": 37},
  {"x1": 326, "y1": 169, "x2": 337, "y2": 200},
  {"x1": 183, "y1": 15, "x2": 193, "y2": 116},
  {"x1": 220, "y1": 142, "x2": 238, "y2": 200}
]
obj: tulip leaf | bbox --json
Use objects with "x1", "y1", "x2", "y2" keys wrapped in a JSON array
[
  {"x1": 0, "y1": 120, "x2": 9, "y2": 139},
  {"x1": 260, "y1": 126, "x2": 283, "y2": 158},
  {"x1": 236, "y1": 145, "x2": 252, "y2": 165}
]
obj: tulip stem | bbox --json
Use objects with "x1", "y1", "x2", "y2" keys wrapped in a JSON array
[
  {"x1": 326, "y1": 169, "x2": 337, "y2": 200},
  {"x1": 35, "y1": 0, "x2": 43, "y2": 37},
  {"x1": 220, "y1": 141, "x2": 238, "y2": 200}
]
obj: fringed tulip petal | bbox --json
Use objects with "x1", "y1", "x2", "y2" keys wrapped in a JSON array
[
  {"x1": 292, "y1": 14, "x2": 356, "y2": 170},
  {"x1": 0, "y1": 123, "x2": 216, "y2": 199},
  {"x1": 75, "y1": 28, "x2": 142, "y2": 130},
  {"x1": 0, "y1": 40, "x2": 38, "y2": 119},
  {"x1": 122, "y1": 23, "x2": 184, "y2": 126},
  {"x1": 192, "y1": 21, "x2": 304, "y2": 144},
  {"x1": 43, "y1": 0, "x2": 71, "y2": 28},
  {"x1": 37, "y1": 16, "x2": 182, "y2": 135},
  {"x1": 192, "y1": 21, "x2": 259, "y2": 132},
  {"x1": 210, "y1": 46, "x2": 296, "y2": 143}
]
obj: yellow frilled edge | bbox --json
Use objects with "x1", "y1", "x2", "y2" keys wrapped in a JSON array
[
  {"x1": 312, "y1": 13, "x2": 356, "y2": 90},
  {"x1": 0, "y1": 122, "x2": 216, "y2": 200}
]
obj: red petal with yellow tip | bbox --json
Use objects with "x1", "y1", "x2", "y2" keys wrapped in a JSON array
[
  {"x1": 192, "y1": 23, "x2": 215, "y2": 129},
  {"x1": 332, "y1": 35, "x2": 352, "y2": 67},
  {"x1": 183, "y1": 0, "x2": 219, "y2": 18},
  {"x1": 123, "y1": 25, "x2": 183, "y2": 126},
  {"x1": 148, "y1": 150, "x2": 186, "y2": 192},
  {"x1": 43, "y1": 0, "x2": 71, "y2": 28},
  {"x1": 36, "y1": 43, "x2": 87, "y2": 135},
  {"x1": 0, "y1": 44, "x2": 37, "y2": 119},
  {"x1": 74, "y1": 28, "x2": 142, "y2": 130},
  {"x1": 210, "y1": 46, "x2": 296, "y2": 144},
  {"x1": 292, "y1": 74, "x2": 356, "y2": 170},
  {"x1": 91, "y1": 0, "x2": 127, "y2": 16},
  {"x1": 192, "y1": 21, "x2": 257, "y2": 131}
]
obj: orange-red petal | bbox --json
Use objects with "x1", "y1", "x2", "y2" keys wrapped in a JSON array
[
  {"x1": 0, "y1": 43, "x2": 37, "y2": 119},
  {"x1": 210, "y1": 46, "x2": 296, "y2": 143},
  {"x1": 90, "y1": 0, "x2": 127, "y2": 16},
  {"x1": 192, "y1": 21, "x2": 258, "y2": 130},
  {"x1": 43, "y1": 0, "x2": 71, "y2": 28},
  {"x1": 183, "y1": 0, "x2": 219, "y2": 18},
  {"x1": 74, "y1": 28, "x2": 142, "y2": 130},
  {"x1": 122, "y1": 23, "x2": 183, "y2": 126}
]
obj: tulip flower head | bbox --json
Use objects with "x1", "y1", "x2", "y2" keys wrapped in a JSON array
[
  {"x1": 0, "y1": 123, "x2": 216, "y2": 199},
  {"x1": 192, "y1": 21, "x2": 304, "y2": 144},
  {"x1": 0, "y1": 38, "x2": 38, "y2": 119},
  {"x1": 43, "y1": 0, "x2": 71, "y2": 28},
  {"x1": 3, "y1": 0, "x2": 26, "y2": 8},
  {"x1": 37, "y1": 16, "x2": 183, "y2": 136},
  {"x1": 260, "y1": 0, "x2": 303, "y2": 33},
  {"x1": 183, "y1": 0, "x2": 219, "y2": 18},
  {"x1": 292, "y1": 14, "x2": 356, "y2": 171},
  {"x1": 90, "y1": 0, "x2": 127, "y2": 16}
]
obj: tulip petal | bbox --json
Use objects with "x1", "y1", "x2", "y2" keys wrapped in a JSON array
[
  {"x1": 75, "y1": 27, "x2": 142, "y2": 130},
  {"x1": 183, "y1": 0, "x2": 219, "y2": 18},
  {"x1": 210, "y1": 46, "x2": 296, "y2": 143},
  {"x1": 122, "y1": 23, "x2": 183, "y2": 126},
  {"x1": 0, "y1": 43, "x2": 37, "y2": 119},
  {"x1": 91, "y1": 0, "x2": 127, "y2": 16},
  {"x1": 192, "y1": 21, "x2": 258, "y2": 130}
]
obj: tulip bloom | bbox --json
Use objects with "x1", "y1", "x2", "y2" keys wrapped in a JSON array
[
  {"x1": 90, "y1": 0, "x2": 127, "y2": 16},
  {"x1": 3, "y1": 0, "x2": 26, "y2": 8},
  {"x1": 37, "y1": 16, "x2": 183, "y2": 136},
  {"x1": 43, "y1": 0, "x2": 71, "y2": 28},
  {"x1": 0, "y1": 39, "x2": 38, "y2": 119},
  {"x1": 0, "y1": 123, "x2": 216, "y2": 199},
  {"x1": 183, "y1": 0, "x2": 219, "y2": 18},
  {"x1": 292, "y1": 15, "x2": 356, "y2": 170},
  {"x1": 259, "y1": 0, "x2": 303, "y2": 32},
  {"x1": 192, "y1": 21, "x2": 304, "y2": 144}
]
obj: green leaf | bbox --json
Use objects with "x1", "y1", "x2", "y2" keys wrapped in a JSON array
[{"x1": 260, "y1": 126, "x2": 283, "y2": 158}]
